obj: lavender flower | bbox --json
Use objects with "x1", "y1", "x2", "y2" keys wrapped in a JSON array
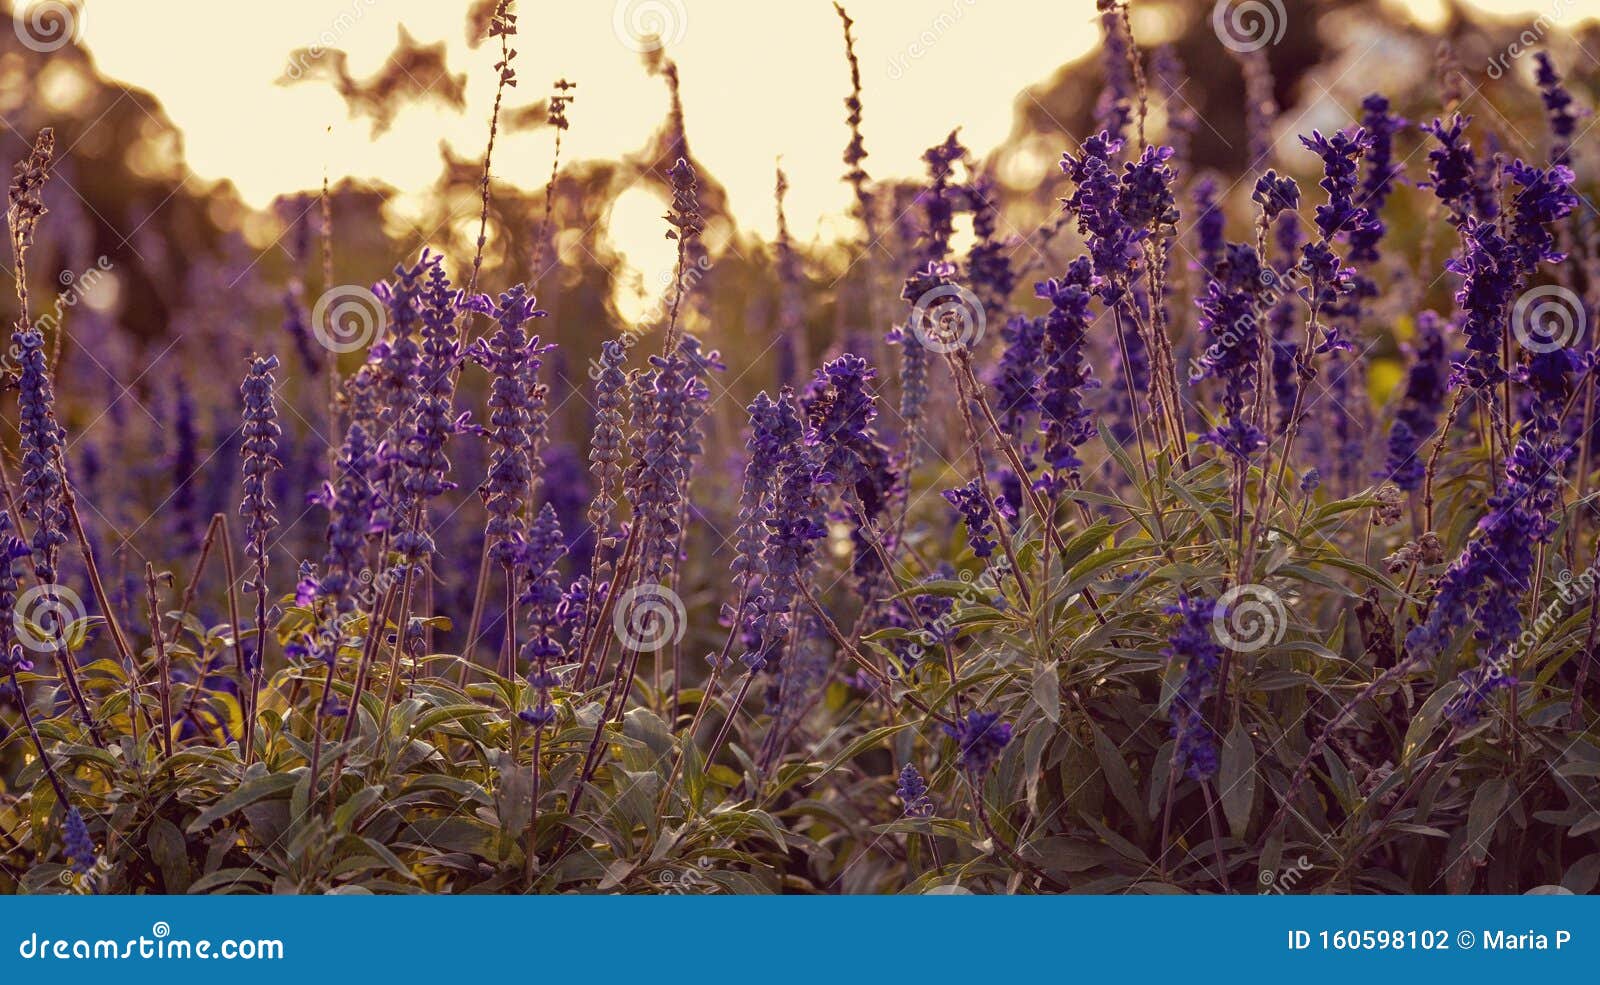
[
  {"x1": 1508, "y1": 160, "x2": 1579, "y2": 418},
  {"x1": 1163, "y1": 594, "x2": 1221, "y2": 781},
  {"x1": 1061, "y1": 131, "x2": 1174, "y2": 304},
  {"x1": 666, "y1": 156, "x2": 704, "y2": 243},
  {"x1": 1406, "y1": 438, "x2": 1566, "y2": 725},
  {"x1": 805, "y1": 353, "x2": 882, "y2": 490},
  {"x1": 1152, "y1": 44, "x2": 1196, "y2": 173},
  {"x1": 1094, "y1": 3, "x2": 1134, "y2": 145},
  {"x1": 733, "y1": 390, "x2": 804, "y2": 586},
  {"x1": 6, "y1": 127, "x2": 53, "y2": 249},
  {"x1": 1193, "y1": 177, "x2": 1226, "y2": 278},
  {"x1": 1060, "y1": 131, "x2": 1129, "y2": 279},
  {"x1": 991, "y1": 314, "x2": 1046, "y2": 455},
  {"x1": 1195, "y1": 243, "x2": 1268, "y2": 459},
  {"x1": 745, "y1": 441, "x2": 826, "y2": 673},
  {"x1": 1447, "y1": 218, "x2": 1519, "y2": 391},
  {"x1": 1380, "y1": 310, "x2": 1449, "y2": 490},
  {"x1": 919, "y1": 132, "x2": 965, "y2": 260},
  {"x1": 170, "y1": 378, "x2": 200, "y2": 553},
  {"x1": 963, "y1": 170, "x2": 1015, "y2": 319},
  {"x1": 63, "y1": 807, "x2": 95, "y2": 875},
  {"x1": 1421, "y1": 115, "x2": 1482, "y2": 226},
  {"x1": 1117, "y1": 144, "x2": 1180, "y2": 233},
  {"x1": 0, "y1": 511, "x2": 29, "y2": 674},
  {"x1": 803, "y1": 354, "x2": 895, "y2": 590},
  {"x1": 1252, "y1": 170, "x2": 1300, "y2": 222},
  {"x1": 313, "y1": 421, "x2": 377, "y2": 620},
  {"x1": 1534, "y1": 52, "x2": 1579, "y2": 165},
  {"x1": 1239, "y1": 49, "x2": 1277, "y2": 166},
  {"x1": 471, "y1": 284, "x2": 549, "y2": 566},
  {"x1": 943, "y1": 478, "x2": 997, "y2": 559},
  {"x1": 897, "y1": 762, "x2": 936, "y2": 818},
  {"x1": 628, "y1": 338, "x2": 714, "y2": 589},
  {"x1": 518, "y1": 504, "x2": 565, "y2": 728},
  {"x1": 587, "y1": 340, "x2": 628, "y2": 548},
  {"x1": 1034, "y1": 257, "x2": 1101, "y2": 484},
  {"x1": 1504, "y1": 159, "x2": 1578, "y2": 273},
  {"x1": 12, "y1": 328, "x2": 67, "y2": 582},
  {"x1": 773, "y1": 168, "x2": 804, "y2": 387},
  {"x1": 1268, "y1": 213, "x2": 1304, "y2": 433},
  {"x1": 239, "y1": 354, "x2": 282, "y2": 576},
  {"x1": 943, "y1": 710, "x2": 1013, "y2": 775},
  {"x1": 1300, "y1": 128, "x2": 1370, "y2": 242},
  {"x1": 282, "y1": 288, "x2": 321, "y2": 375},
  {"x1": 397, "y1": 260, "x2": 467, "y2": 521},
  {"x1": 1350, "y1": 94, "x2": 1406, "y2": 265}
]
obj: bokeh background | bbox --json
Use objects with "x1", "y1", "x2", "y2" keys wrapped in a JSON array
[{"x1": 2, "y1": 0, "x2": 1599, "y2": 652}]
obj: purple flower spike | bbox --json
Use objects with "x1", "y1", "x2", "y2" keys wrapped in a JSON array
[
  {"x1": 1163, "y1": 594, "x2": 1221, "y2": 781},
  {"x1": 943, "y1": 710, "x2": 1013, "y2": 775},
  {"x1": 943, "y1": 478, "x2": 998, "y2": 559}
]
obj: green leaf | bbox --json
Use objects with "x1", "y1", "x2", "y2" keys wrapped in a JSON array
[
  {"x1": 186, "y1": 772, "x2": 299, "y2": 833},
  {"x1": 1466, "y1": 777, "x2": 1511, "y2": 863},
  {"x1": 1032, "y1": 662, "x2": 1060, "y2": 724},
  {"x1": 1218, "y1": 721, "x2": 1256, "y2": 839},
  {"x1": 146, "y1": 818, "x2": 192, "y2": 893},
  {"x1": 1090, "y1": 723, "x2": 1147, "y2": 837},
  {"x1": 817, "y1": 723, "x2": 913, "y2": 778},
  {"x1": 1401, "y1": 684, "x2": 1456, "y2": 765}
]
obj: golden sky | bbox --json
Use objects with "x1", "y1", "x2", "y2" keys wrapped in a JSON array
[{"x1": 18, "y1": 0, "x2": 1600, "y2": 310}]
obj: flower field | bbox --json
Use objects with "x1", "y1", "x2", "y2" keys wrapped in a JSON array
[{"x1": 3, "y1": 0, "x2": 1600, "y2": 895}]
